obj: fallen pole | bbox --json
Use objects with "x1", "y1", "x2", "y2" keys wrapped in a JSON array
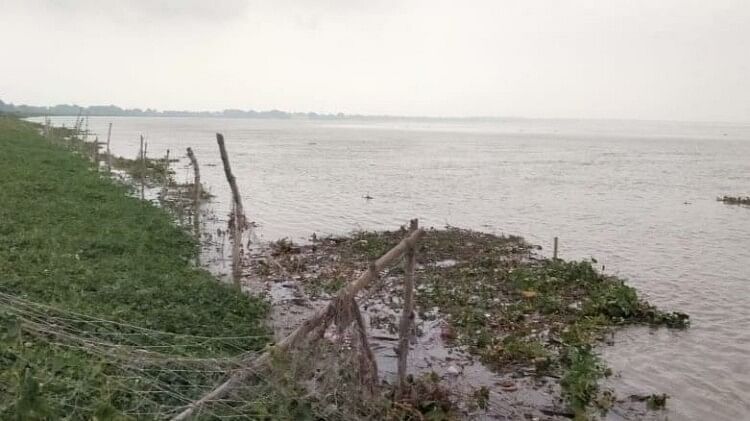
[{"x1": 171, "y1": 226, "x2": 426, "y2": 420}]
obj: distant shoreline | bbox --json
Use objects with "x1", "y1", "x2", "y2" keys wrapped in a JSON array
[{"x1": 5, "y1": 98, "x2": 748, "y2": 125}]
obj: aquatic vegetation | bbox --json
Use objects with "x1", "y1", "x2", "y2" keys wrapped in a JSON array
[
  {"x1": 560, "y1": 346, "x2": 605, "y2": 415},
  {"x1": 717, "y1": 195, "x2": 750, "y2": 206},
  {"x1": 272, "y1": 226, "x2": 688, "y2": 417},
  {"x1": 646, "y1": 393, "x2": 669, "y2": 410}
]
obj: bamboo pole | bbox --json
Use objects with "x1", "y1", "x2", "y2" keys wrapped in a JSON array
[
  {"x1": 162, "y1": 149, "x2": 170, "y2": 199},
  {"x1": 106, "y1": 122, "x2": 112, "y2": 173},
  {"x1": 397, "y1": 219, "x2": 418, "y2": 395},
  {"x1": 186, "y1": 148, "x2": 201, "y2": 205},
  {"x1": 216, "y1": 133, "x2": 245, "y2": 287},
  {"x1": 231, "y1": 203, "x2": 241, "y2": 285},
  {"x1": 93, "y1": 136, "x2": 99, "y2": 164},
  {"x1": 553, "y1": 237, "x2": 559, "y2": 260},
  {"x1": 186, "y1": 147, "x2": 201, "y2": 241},
  {"x1": 171, "y1": 226, "x2": 426, "y2": 421},
  {"x1": 74, "y1": 109, "x2": 82, "y2": 141},
  {"x1": 139, "y1": 135, "x2": 145, "y2": 200},
  {"x1": 84, "y1": 114, "x2": 89, "y2": 143}
]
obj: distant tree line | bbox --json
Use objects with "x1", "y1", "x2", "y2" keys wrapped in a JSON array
[{"x1": 0, "y1": 98, "x2": 346, "y2": 119}]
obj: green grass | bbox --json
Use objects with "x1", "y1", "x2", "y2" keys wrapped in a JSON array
[{"x1": 0, "y1": 117, "x2": 270, "y2": 419}]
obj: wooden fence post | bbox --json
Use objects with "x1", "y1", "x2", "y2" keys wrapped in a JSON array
[
  {"x1": 216, "y1": 133, "x2": 246, "y2": 287},
  {"x1": 397, "y1": 218, "x2": 418, "y2": 395},
  {"x1": 139, "y1": 135, "x2": 145, "y2": 200},
  {"x1": 74, "y1": 109, "x2": 82, "y2": 141},
  {"x1": 106, "y1": 122, "x2": 112, "y2": 173},
  {"x1": 553, "y1": 237, "x2": 559, "y2": 260},
  {"x1": 186, "y1": 147, "x2": 202, "y2": 255},
  {"x1": 83, "y1": 114, "x2": 89, "y2": 143},
  {"x1": 92, "y1": 136, "x2": 99, "y2": 164},
  {"x1": 186, "y1": 147, "x2": 201, "y2": 209},
  {"x1": 162, "y1": 149, "x2": 170, "y2": 199}
]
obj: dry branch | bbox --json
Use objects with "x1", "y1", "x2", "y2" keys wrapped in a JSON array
[{"x1": 171, "y1": 226, "x2": 426, "y2": 420}]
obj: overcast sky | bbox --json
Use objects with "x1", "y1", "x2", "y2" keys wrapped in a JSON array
[{"x1": 1, "y1": 0, "x2": 748, "y2": 121}]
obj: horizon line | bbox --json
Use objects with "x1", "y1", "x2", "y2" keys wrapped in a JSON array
[{"x1": 2, "y1": 97, "x2": 748, "y2": 126}]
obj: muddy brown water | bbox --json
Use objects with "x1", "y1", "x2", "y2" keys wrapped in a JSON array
[{"x1": 35, "y1": 116, "x2": 750, "y2": 420}]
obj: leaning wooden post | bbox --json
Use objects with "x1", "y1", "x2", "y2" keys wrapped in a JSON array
[
  {"x1": 231, "y1": 202, "x2": 241, "y2": 285},
  {"x1": 105, "y1": 122, "x2": 112, "y2": 173},
  {"x1": 553, "y1": 237, "x2": 559, "y2": 260},
  {"x1": 92, "y1": 136, "x2": 99, "y2": 164},
  {"x1": 397, "y1": 218, "x2": 418, "y2": 395},
  {"x1": 139, "y1": 135, "x2": 145, "y2": 200},
  {"x1": 185, "y1": 147, "x2": 202, "y2": 257},
  {"x1": 216, "y1": 134, "x2": 245, "y2": 222},
  {"x1": 216, "y1": 133, "x2": 246, "y2": 287},
  {"x1": 186, "y1": 148, "x2": 201, "y2": 208},
  {"x1": 162, "y1": 149, "x2": 171, "y2": 199},
  {"x1": 171, "y1": 227, "x2": 426, "y2": 421}
]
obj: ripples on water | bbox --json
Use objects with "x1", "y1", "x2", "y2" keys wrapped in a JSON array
[{"x1": 37, "y1": 116, "x2": 750, "y2": 420}]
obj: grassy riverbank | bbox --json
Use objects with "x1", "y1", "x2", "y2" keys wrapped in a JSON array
[{"x1": 0, "y1": 117, "x2": 270, "y2": 418}]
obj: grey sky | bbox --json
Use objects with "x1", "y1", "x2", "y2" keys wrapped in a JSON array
[{"x1": 2, "y1": 0, "x2": 748, "y2": 121}]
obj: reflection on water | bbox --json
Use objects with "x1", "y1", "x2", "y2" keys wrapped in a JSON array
[{"x1": 35, "y1": 116, "x2": 750, "y2": 420}]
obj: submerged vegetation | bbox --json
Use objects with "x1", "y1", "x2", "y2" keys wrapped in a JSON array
[{"x1": 265, "y1": 227, "x2": 689, "y2": 419}]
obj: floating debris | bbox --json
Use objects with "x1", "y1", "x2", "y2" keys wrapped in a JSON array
[
  {"x1": 248, "y1": 226, "x2": 689, "y2": 419},
  {"x1": 717, "y1": 195, "x2": 750, "y2": 206}
]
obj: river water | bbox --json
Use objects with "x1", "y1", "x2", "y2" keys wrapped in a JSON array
[{"x1": 35, "y1": 116, "x2": 750, "y2": 420}]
